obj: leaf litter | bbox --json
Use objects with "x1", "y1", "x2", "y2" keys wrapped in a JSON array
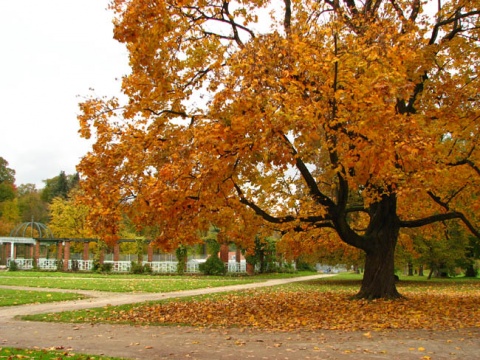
[{"x1": 65, "y1": 283, "x2": 480, "y2": 332}]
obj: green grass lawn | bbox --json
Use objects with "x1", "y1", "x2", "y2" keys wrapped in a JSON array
[
  {"x1": 21, "y1": 273, "x2": 480, "y2": 329},
  {"x1": 0, "y1": 270, "x2": 317, "y2": 293},
  {"x1": 0, "y1": 347, "x2": 126, "y2": 359},
  {"x1": 0, "y1": 288, "x2": 85, "y2": 306}
]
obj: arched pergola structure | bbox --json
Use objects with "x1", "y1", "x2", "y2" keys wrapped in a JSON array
[
  {"x1": 1, "y1": 220, "x2": 247, "y2": 273},
  {"x1": 9, "y1": 220, "x2": 54, "y2": 238},
  {"x1": 0, "y1": 220, "x2": 55, "y2": 268}
]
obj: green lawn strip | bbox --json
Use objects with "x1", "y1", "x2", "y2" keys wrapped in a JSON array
[
  {"x1": 0, "y1": 271, "x2": 317, "y2": 293},
  {"x1": 0, "y1": 346, "x2": 127, "y2": 359},
  {"x1": 0, "y1": 277, "x2": 259, "y2": 292},
  {"x1": 0, "y1": 288, "x2": 86, "y2": 307}
]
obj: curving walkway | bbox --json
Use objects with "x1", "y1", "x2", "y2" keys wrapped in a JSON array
[{"x1": 1, "y1": 274, "x2": 479, "y2": 359}]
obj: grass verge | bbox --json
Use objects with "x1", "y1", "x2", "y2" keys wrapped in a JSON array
[
  {"x1": 0, "y1": 288, "x2": 86, "y2": 307},
  {"x1": 0, "y1": 347, "x2": 126, "y2": 359},
  {"x1": 0, "y1": 270, "x2": 317, "y2": 293}
]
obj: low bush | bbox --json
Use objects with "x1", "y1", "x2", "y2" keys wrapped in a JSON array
[{"x1": 199, "y1": 255, "x2": 226, "y2": 275}]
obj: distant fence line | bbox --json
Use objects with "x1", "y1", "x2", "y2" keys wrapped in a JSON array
[{"x1": 7, "y1": 258, "x2": 251, "y2": 274}]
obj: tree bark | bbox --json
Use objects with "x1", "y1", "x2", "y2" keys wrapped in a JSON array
[
  {"x1": 354, "y1": 194, "x2": 402, "y2": 299},
  {"x1": 356, "y1": 240, "x2": 401, "y2": 299}
]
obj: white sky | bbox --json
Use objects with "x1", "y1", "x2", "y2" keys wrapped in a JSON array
[{"x1": 0, "y1": 0, "x2": 129, "y2": 188}]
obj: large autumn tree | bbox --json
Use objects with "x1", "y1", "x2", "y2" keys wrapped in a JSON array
[{"x1": 78, "y1": 0, "x2": 480, "y2": 298}]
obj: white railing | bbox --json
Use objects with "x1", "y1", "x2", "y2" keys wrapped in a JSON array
[
  {"x1": 5, "y1": 258, "x2": 250, "y2": 274},
  {"x1": 105, "y1": 260, "x2": 131, "y2": 272},
  {"x1": 38, "y1": 258, "x2": 58, "y2": 270},
  {"x1": 70, "y1": 260, "x2": 94, "y2": 271},
  {"x1": 7, "y1": 258, "x2": 33, "y2": 270},
  {"x1": 186, "y1": 261, "x2": 201, "y2": 273},
  {"x1": 145, "y1": 261, "x2": 178, "y2": 273},
  {"x1": 228, "y1": 260, "x2": 246, "y2": 273}
]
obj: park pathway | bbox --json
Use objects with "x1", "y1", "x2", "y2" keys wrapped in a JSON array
[{"x1": 1, "y1": 273, "x2": 479, "y2": 359}]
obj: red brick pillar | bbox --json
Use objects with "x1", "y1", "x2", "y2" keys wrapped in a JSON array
[
  {"x1": 35, "y1": 241, "x2": 40, "y2": 266},
  {"x1": 57, "y1": 242, "x2": 63, "y2": 261},
  {"x1": 220, "y1": 243, "x2": 229, "y2": 263},
  {"x1": 235, "y1": 247, "x2": 241, "y2": 264},
  {"x1": 99, "y1": 249, "x2": 105, "y2": 264},
  {"x1": 83, "y1": 242, "x2": 89, "y2": 261},
  {"x1": 114, "y1": 243, "x2": 120, "y2": 262},
  {"x1": 246, "y1": 263, "x2": 255, "y2": 275},
  {"x1": 63, "y1": 241, "x2": 70, "y2": 271},
  {"x1": 148, "y1": 244, "x2": 153, "y2": 262},
  {"x1": 5, "y1": 243, "x2": 11, "y2": 260}
]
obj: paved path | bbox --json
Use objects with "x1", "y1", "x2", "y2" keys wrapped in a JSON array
[{"x1": 1, "y1": 274, "x2": 479, "y2": 359}]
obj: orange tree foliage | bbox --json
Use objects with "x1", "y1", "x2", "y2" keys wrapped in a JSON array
[{"x1": 78, "y1": 1, "x2": 480, "y2": 298}]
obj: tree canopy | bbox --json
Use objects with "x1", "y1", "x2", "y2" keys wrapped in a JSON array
[
  {"x1": 0, "y1": 157, "x2": 16, "y2": 203},
  {"x1": 78, "y1": 0, "x2": 480, "y2": 298}
]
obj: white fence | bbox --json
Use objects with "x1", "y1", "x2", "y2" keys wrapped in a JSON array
[
  {"x1": 6, "y1": 258, "x2": 249, "y2": 274},
  {"x1": 6, "y1": 258, "x2": 33, "y2": 270}
]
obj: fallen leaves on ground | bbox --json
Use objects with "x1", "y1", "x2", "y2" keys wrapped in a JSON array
[{"x1": 78, "y1": 287, "x2": 480, "y2": 331}]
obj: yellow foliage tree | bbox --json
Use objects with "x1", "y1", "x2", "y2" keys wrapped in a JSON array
[
  {"x1": 48, "y1": 196, "x2": 94, "y2": 239},
  {"x1": 78, "y1": 0, "x2": 480, "y2": 299}
]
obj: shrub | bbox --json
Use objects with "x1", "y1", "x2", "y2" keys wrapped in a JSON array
[
  {"x1": 130, "y1": 261, "x2": 152, "y2": 274},
  {"x1": 199, "y1": 254, "x2": 227, "y2": 275},
  {"x1": 71, "y1": 260, "x2": 79, "y2": 272},
  {"x1": 92, "y1": 261, "x2": 112, "y2": 273},
  {"x1": 8, "y1": 260, "x2": 18, "y2": 271},
  {"x1": 56, "y1": 259, "x2": 64, "y2": 271},
  {"x1": 296, "y1": 261, "x2": 316, "y2": 272},
  {"x1": 176, "y1": 245, "x2": 188, "y2": 275}
]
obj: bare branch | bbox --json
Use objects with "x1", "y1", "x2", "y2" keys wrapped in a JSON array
[
  {"x1": 430, "y1": 9, "x2": 480, "y2": 45},
  {"x1": 448, "y1": 159, "x2": 480, "y2": 176},
  {"x1": 232, "y1": 181, "x2": 331, "y2": 225},
  {"x1": 284, "y1": 0, "x2": 292, "y2": 35},
  {"x1": 277, "y1": 132, "x2": 336, "y2": 209},
  {"x1": 401, "y1": 212, "x2": 480, "y2": 239}
]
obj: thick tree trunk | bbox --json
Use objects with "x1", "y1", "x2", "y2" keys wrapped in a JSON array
[
  {"x1": 355, "y1": 194, "x2": 402, "y2": 299},
  {"x1": 356, "y1": 238, "x2": 401, "y2": 299}
]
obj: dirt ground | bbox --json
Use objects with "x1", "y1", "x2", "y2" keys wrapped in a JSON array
[{"x1": 1, "y1": 275, "x2": 479, "y2": 359}]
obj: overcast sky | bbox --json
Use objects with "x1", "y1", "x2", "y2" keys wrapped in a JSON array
[{"x1": 0, "y1": 0, "x2": 129, "y2": 188}]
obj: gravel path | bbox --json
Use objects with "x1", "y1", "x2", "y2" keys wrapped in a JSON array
[{"x1": 1, "y1": 274, "x2": 479, "y2": 359}]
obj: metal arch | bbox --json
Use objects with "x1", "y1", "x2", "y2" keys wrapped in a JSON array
[{"x1": 9, "y1": 220, "x2": 55, "y2": 239}]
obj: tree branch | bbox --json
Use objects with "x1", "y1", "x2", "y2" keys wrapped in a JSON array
[
  {"x1": 232, "y1": 180, "x2": 331, "y2": 225},
  {"x1": 430, "y1": 9, "x2": 480, "y2": 45},
  {"x1": 448, "y1": 159, "x2": 480, "y2": 176},
  {"x1": 277, "y1": 132, "x2": 336, "y2": 209},
  {"x1": 284, "y1": 0, "x2": 291, "y2": 35},
  {"x1": 400, "y1": 212, "x2": 480, "y2": 239}
]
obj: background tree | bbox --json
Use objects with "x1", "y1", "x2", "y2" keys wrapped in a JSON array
[
  {"x1": 17, "y1": 184, "x2": 48, "y2": 223},
  {"x1": 0, "y1": 157, "x2": 18, "y2": 235},
  {"x1": 41, "y1": 171, "x2": 80, "y2": 203},
  {"x1": 78, "y1": 0, "x2": 480, "y2": 299},
  {"x1": 413, "y1": 224, "x2": 473, "y2": 278},
  {"x1": 0, "y1": 157, "x2": 16, "y2": 203},
  {"x1": 0, "y1": 157, "x2": 15, "y2": 184},
  {"x1": 48, "y1": 193, "x2": 93, "y2": 239}
]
